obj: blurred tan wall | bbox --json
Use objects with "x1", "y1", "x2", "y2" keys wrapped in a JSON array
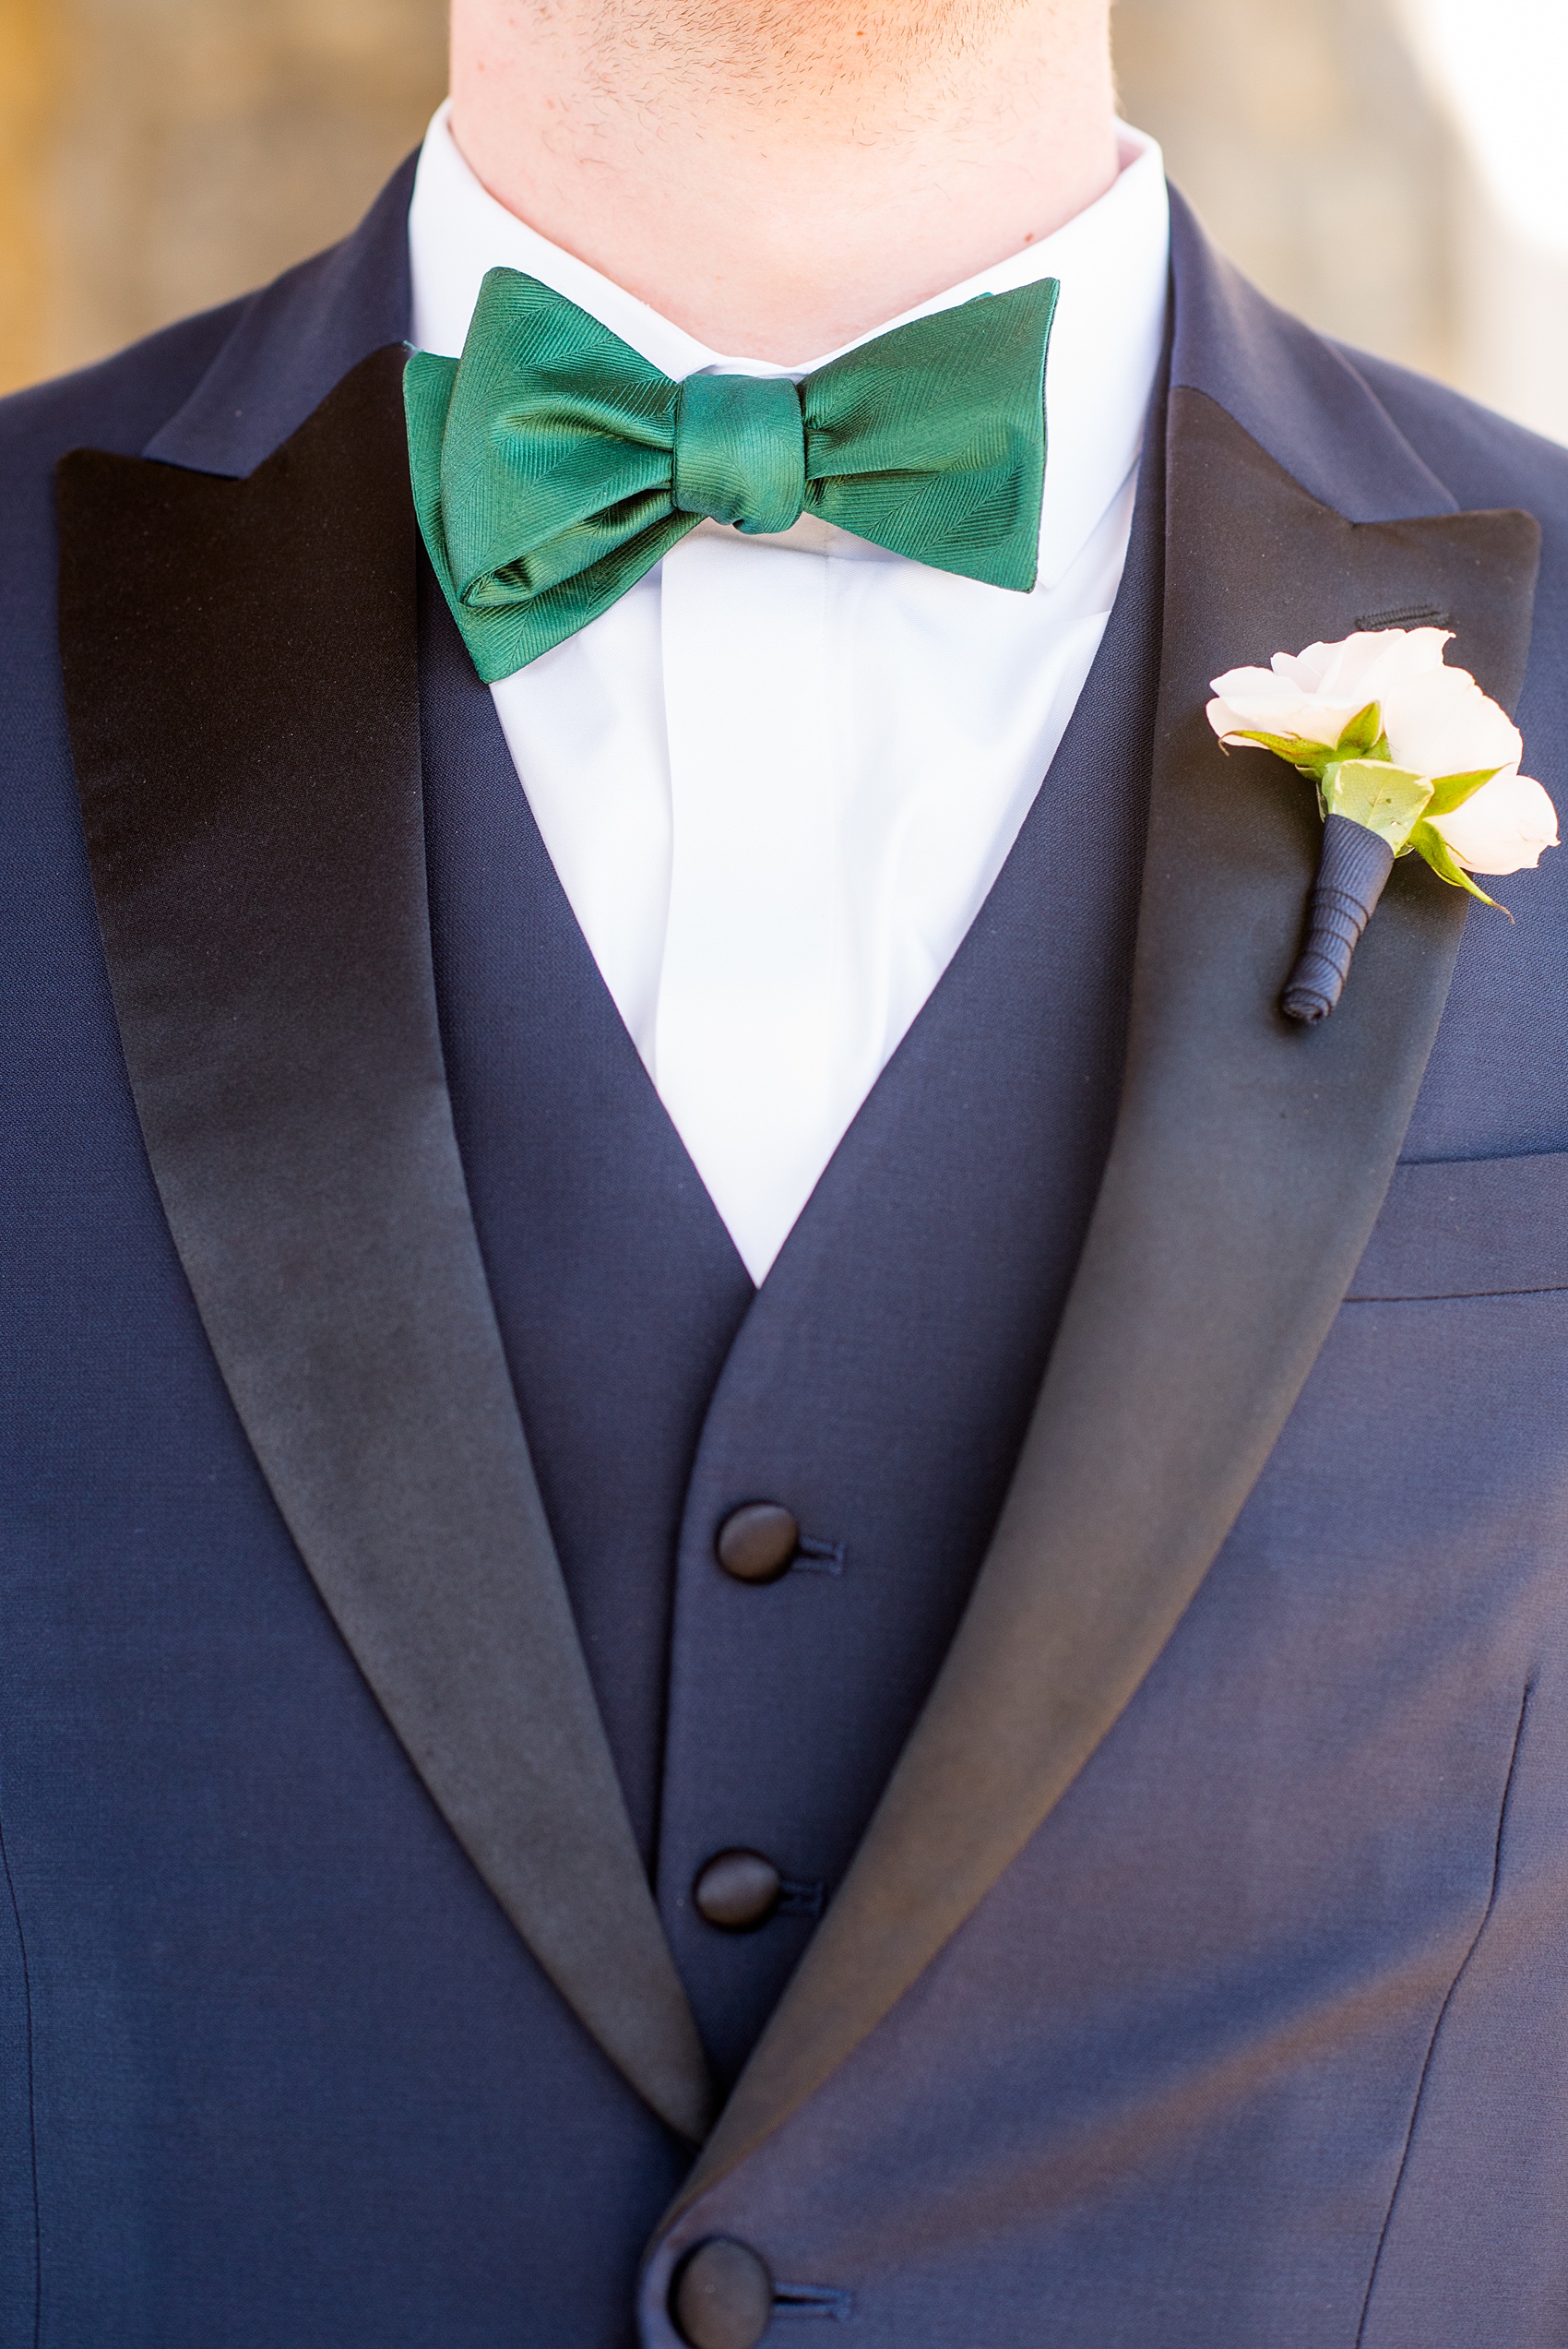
[
  {"x1": 0, "y1": 0, "x2": 61, "y2": 390},
  {"x1": 0, "y1": 0, "x2": 445, "y2": 393},
  {"x1": 1115, "y1": 0, "x2": 1457, "y2": 382},
  {"x1": 0, "y1": 0, "x2": 1459, "y2": 398}
]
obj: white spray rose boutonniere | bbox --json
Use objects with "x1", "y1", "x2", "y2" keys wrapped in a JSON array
[{"x1": 1205, "y1": 627, "x2": 1558, "y2": 1021}]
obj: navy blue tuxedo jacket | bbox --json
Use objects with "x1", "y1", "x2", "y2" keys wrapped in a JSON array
[{"x1": 5, "y1": 158, "x2": 1568, "y2": 2346}]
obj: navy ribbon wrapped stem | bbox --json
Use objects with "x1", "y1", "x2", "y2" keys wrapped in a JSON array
[{"x1": 1281, "y1": 813, "x2": 1396, "y2": 1025}]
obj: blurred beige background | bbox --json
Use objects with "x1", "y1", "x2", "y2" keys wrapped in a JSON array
[
  {"x1": 0, "y1": 0, "x2": 445, "y2": 392},
  {"x1": 0, "y1": 0, "x2": 1564, "y2": 437}
]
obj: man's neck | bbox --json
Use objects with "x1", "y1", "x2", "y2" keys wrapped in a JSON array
[{"x1": 447, "y1": 0, "x2": 1119, "y2": 360}]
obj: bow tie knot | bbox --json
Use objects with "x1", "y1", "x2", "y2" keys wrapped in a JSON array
[
  {"x1": 406, "y1": 267, "x2": 1060, "y2": 681},
  {"x1": 673, "y1": 373, "x2": 807, "y2": 536}
]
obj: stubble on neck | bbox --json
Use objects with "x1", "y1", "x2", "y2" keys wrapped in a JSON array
[{"x1": 573, "y1": 0, "x2": 1051, "y2": 123}]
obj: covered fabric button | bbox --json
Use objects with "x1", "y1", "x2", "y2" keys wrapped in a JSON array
[
  {"x1": 671, "y1": 2237, "x2": 775, "y2": 2349},
  {"x1": 693, "y1": 1850, "x2": 783, "y2": 1931},
  {"x1": 715, "y1": 1503, "x2": 799, "y2": 1584}
]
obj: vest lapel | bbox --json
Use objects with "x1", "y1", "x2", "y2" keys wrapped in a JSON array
[
  {"x1": 678, "y1": 340, "x2": 1542, "y2": 2199},
  {"x1": 418, "y1": 571, "x2": 755, "y2": 1861},
  {"x1": 56, "y1": 346, "x2": 713, "y2": 2145}
]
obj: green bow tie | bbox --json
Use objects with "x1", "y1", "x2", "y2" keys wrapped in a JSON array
[{"x1": 404, "y1": 268, "x2": 1060, "y2": 682}]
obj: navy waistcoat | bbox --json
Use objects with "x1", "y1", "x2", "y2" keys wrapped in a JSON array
[{"x1": 421, "y1": 418, "x2": 1164, "y2": 2084}]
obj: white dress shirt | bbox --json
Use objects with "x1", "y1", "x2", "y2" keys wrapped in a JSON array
[{"x1": 409, "y1": 105, "x2": 1170, "y2": 1281}]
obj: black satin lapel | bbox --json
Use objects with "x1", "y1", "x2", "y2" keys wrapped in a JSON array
[
  {"x1": 678, "y1": 385, "x2": 1542, "y2": 2203},
  {"x1": 56, "y1": 348, "x2": 712, "y2": 2145}
]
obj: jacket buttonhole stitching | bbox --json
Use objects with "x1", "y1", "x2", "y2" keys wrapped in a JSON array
[{"x1": 773, "y1": 2284, "x2": 854, "y2": 2321}]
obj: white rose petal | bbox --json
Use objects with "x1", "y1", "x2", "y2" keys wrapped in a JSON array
[
  {"x1": 1206, "y1": 667, "x2": 1366, "y2": 749},
  {"x1": 1207, "y1": 626, "x2": 1454, "y2": 752},
  {"x1": 1206, "y1": 683, "x2": 1362, "y2": 750},
  {"x1": 1280, "y1": 626, "x2": 1450, "y2": 709},
  {"x1": 1429, "y1": 769, "x2": 1561, "y2": 875},
  {"x1": 1380, "y1": 664, "x2": 1523, "y2": 781}
]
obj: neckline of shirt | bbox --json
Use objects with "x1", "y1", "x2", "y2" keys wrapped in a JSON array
[{"x1": 408, "y1": 100, "x2": 1170, "y2": 592}]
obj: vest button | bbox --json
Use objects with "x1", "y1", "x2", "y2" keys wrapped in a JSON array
[
  {"x1": 715, "y1": 1502, "x2": 799, "y2": 1584},
  {"x1": 693, "y1": 1849, "x2": 782, "y2": 1931},
  {"x1": 671, "y1": 2237, "x2": 775, "y2": 2349}
]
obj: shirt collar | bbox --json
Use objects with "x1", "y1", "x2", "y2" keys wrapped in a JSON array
[{"x1": 409, "y1": 100, "x2": 1170, "y2": 592}]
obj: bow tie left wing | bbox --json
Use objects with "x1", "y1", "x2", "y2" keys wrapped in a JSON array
[{"x1": 406, "y1": 271, "x2": 695, "y2": 680}]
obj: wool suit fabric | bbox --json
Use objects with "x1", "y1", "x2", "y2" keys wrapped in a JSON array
[{"x1": 4, "y1": 156, "x2": 1568, "y2": 2347}]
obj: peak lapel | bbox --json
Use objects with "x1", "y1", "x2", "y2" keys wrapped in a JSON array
[
  {"x1": 678, "y1": 360, "x2": 1541, "y2": 2202},
  {"x1": 56, "y1": 347, "x2": 712, "y2": 2145}
]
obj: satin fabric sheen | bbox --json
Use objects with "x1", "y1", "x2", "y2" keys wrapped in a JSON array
[
  {"x1": 408, "y1": 108, "x2": 1170, "y2": 1278},
  {"x1": 406, "y1": 270, "x2": 1059, "y2": 680}
]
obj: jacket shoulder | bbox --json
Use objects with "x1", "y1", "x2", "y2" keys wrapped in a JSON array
[
  {"x1": 1337, "y1": 342, "x2": 1568, "y2": 528},
  {"x1": 1329, "y1": 347, "x2": 1567, "y2": 829},
  {"x1": 0, "y1": 298, "x2": 249, "y2": 480}
]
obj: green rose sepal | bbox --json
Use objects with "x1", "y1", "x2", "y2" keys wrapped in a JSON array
[{"x1": 1226, "y1": 698, "x2": 1507, "y2": 910}]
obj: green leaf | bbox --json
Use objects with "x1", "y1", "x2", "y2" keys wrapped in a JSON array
[
  {"x1": 1225, "y1": 728, "x2": 1336, "y2": 781},
  {"x1": 1407, "y1": 818, "x2": 1509, "y2": 912},
  {"x1": 1322, "y1": 758, "x2": 1432, "y2": 850},
  {"x1": 1424, "y1": 765, "x2": 1505, "y2": 818},
  {"x1": 1336, "y1": 700, "x2": 1385, "y2": 759}
]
